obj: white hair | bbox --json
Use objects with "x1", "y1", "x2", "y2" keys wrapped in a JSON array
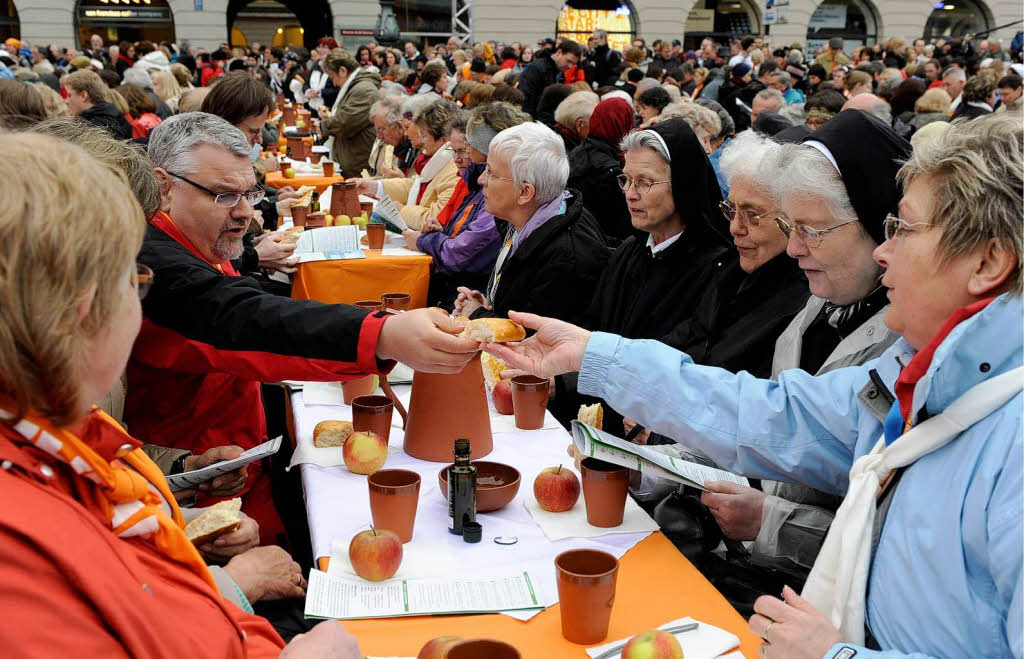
[
  {"x1": 718, "y1": 130, "x2": 783, "y2": 193},
  {"x1": 773, "y1": 143, "x2": 857, "y2": 224},
  {"x1": 942, "y1": 67, "x2": 967, "y2": 82},
  {"x1": 601, "y1": 89, "x2": 633, "y2": 107},
  {"x1": 635, "y1": 78, "x2": 660, "y2": 95},
  {"x1": 553, "y1": 91, "x2": 599, "y2": 127},
  {"x1": 122, "y1": 67, "x2": 153, "y2": 89},
  {"x1": 371, "y1": 93, "x2": 405, "y2": 124},
  {"x1": 660, "y1": 102, "x2": 721, "y2": 139},
  {"x1": 400, "y1": 93, "x2": 435, "y2": 119},
  {"x1": 662, "y1": 84, "x2": 681, "y2": 102},
  {"x1": 754, "y1": 88, "x2": 785, "y2": 109},
  {"x1": 620, "y1": 129, "x2": 671, "y2": 170},
  {"x1": 785, "y1": 49, "x2": 804, "y2": 66},
  {"x1": 148, "y1": 112, "x2": 251, "y2": 176},
  {"x1": 488, "y1": 122, "x2": 569, "y2": 205}
]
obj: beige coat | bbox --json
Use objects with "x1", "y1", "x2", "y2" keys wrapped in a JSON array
[{"x1": 380, "y1": 147, "x2": 459, "y2": 231}]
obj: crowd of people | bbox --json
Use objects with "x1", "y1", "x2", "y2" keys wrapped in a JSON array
[{"x1": 0, "y1": 24, "x2": 1021, "y2": 659}]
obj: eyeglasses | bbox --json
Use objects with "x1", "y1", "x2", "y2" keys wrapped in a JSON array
[
  {"x1": 616, "y1": 174, "x2": 670, "y2": 195},
  {"x1": 134, "y1": 263, "x2": 154, "y2": 300},
  {"x1": 774, "y1": 215, "x2": 860, "y2": 248},
  {"x1": 481, "y1": 166, "x2": 514, "y2": 182},
  {"x1": 452, "y1": 148, "x2": 471, "y2": 158},
  {"x1": 883, "y1": 213, "x2": 933, "y2": 241},
  {"x1": 168, "y1": 172, "x2": 265, "y2": 208},
  {"x1": 719, "y1": 200, "x2": 783, "y2": 227}
]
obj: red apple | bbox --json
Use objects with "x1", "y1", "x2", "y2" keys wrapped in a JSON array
[
  {"x1": 622, "y1": 629, "x2": 684, "y2": 659},
  {"x1": 348, "y1": 528, "x2": 403, "y2": 581},
  {"x1": 533, "y1": 465, "x2": 580, "y2": 512},
  {"x1": 343, "y1": 430, "x2": 388, "y2": 475},
  {"x1": 492, "y1": 379, "x2": 514, "y2": 415},
  {"x1": 417, "y1": 635, "x2": 464, "y2": 659}
]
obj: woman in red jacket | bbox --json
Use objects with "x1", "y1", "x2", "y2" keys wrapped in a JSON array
[{"x1": 0, "y1": 132, "x2": 361, "y2": 658}]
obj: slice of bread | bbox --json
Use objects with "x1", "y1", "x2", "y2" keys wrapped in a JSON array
[
  {"x1": 282, "y1": 226, "x2": 305, "y2": 244},
  {"x1": 481, "y1": 352, "x2": 508, "y2": 390},
  {"x1": 185, "y1": 498, "x2": 242, "y2": 545},
  {"x1": 577, "y1": 403, "x2": 604, "y2": 430},
  {"x1": 313, "y1": 420, "x2": 354, "y2": 448},
  {"x1": 459, "y1": 318, "x2": 526, "y2": 343}
]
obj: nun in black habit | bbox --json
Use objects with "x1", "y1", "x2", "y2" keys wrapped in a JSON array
[{"x1": 550, "y1": 118, "x2": 737, "y2": 434}]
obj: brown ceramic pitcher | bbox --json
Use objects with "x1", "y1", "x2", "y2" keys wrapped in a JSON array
[
  {"x1": 330, "y1": 181, "x2": 362, "y2": 218},
  {"x1": 402, "y1": 355, "x2": 492, "y2": 462}
]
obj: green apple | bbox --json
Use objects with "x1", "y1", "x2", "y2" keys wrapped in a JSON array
[{"x1": 336, "y1": 214, "x2": 352, "y2": 226}]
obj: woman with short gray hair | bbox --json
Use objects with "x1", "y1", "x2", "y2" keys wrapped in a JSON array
[{"x1": 453, "y1": 121, "x2": 610, "y2": 327}]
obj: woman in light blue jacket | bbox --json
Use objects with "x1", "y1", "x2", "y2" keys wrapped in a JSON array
[{"x1": 486, "y1": 113, "x2": 1023, "y2": 659}]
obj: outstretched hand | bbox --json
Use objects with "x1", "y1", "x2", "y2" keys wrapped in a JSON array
[
  {"x1": 376, "y1": 307, "x2": 479, "y2": 373},
  {"x1": 481, "y1": 311, "x2": 591, "y2": 379}
]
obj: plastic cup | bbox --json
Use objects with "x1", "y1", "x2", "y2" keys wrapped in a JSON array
[
  {"x1": 353, "y1": 300, "x2": 384, "y2": 311},
  {"x1": 447, "y1": 640, "x2": 521, "y2": 659},
  {"x1": 368, "y1": 469, "x2": 420, "y2": 543},
  {"x1": 352, "y1": 394, "x2": 394, "y2": 441},
  {"x1": 381, "y1": 292, "x2": 411, "y2": 311},
  {"x1": 555, "y1": 549, "x2": 619, "y2": 644},
  {"x1": 291, "y1": 204, "x2": 309, "y2": 227},
  {"x1": 581, "y1": 458, "x2": 630, "y2": 527},
  {"x1": 366, "y1": 222, "x2": 386, "y2": 250},
  {"x1": 342, "y1": 375, "x2": 377, "y2": 405},
  {"x1": 510, "y1": 375, "x2": 549, "y2": 430}
]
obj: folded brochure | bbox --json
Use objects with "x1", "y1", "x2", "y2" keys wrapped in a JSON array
[
  {"x1": 294, "y1": 225, "x2": 365, "y2": 262},
  {"x1": 305, "y1": 568, "x2": 543, "y2": 620},
  {"x1": 570, "y1": 422, "x2": 748, "y2": 491},
  {"x1": 166, "y1": 436, "x2": 282, "y2": 492}
]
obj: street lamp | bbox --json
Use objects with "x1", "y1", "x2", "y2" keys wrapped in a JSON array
[{"x1": 375, "y1": 0, "x2": 401, "y2": 46}]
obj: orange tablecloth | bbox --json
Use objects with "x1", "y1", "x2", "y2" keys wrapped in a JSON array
[
  {"x1": 316, "y1": 533, "x2": 759, "y2": 658},
  {"x1": 291, "y1": 249, "x2": 433, "y2": 308},
  {"x1": 265, "y1": 171, "x2": 343, "y2": 194}
]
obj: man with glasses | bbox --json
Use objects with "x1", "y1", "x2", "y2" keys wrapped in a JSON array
[
  {"x1": 127, "y1": 113, "x2": 480, "y2": 548},
  {"x1": 368, "y1": 94, "x2": 410, "y2": 178}
]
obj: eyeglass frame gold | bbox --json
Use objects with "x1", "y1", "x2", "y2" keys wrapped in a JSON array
[
  {"x1": 134, "y1": 263, "x2": 154, "y2": 300},
  {"x1": 718, "y1": 199, "x2": 785, "y2": 227},
  {"x1": 616, "y1": 173, "x2": 671, "y2": 195},
  {"x1": 773, "y1": 215, "x2": 860, "y2": 248},
  {"x1": 883, "y1": 213, "x2": 933, "y2": 241}
]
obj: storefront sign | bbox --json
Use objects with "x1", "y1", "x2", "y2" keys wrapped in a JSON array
[
  {"x1": 808, "y1": 3, "x2": 847, "y2": 30},
  {"x1": 764, "y1": 5, "x2": 788, "y2": 24},
  {"x1": 340, "y1": 28, "x2": 375, "y2": 36},
  {"x1": 556, "y1": 7, "x2": 634, "y2": 53},
  {"x1": 686, "y1": 8, "x2": 715, "y2": 32},
  {"x1": 79, "y1": 6, "x2": 172, "y2": 22}
]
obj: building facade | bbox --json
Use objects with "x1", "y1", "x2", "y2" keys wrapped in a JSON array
[{"x1": 3, "y1": 0, "x2": 1020, "y2": 55}]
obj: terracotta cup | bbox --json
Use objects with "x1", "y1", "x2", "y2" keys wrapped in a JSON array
[
  {"x1": 352, "y1": 395, "x2": 394, "y2": 441},
  {"x1": 447, "y1": 639, "x2": 521, "y2": 659},
  {"x1": 342, "y1": 375, "x2": 377, "y2": 405},
  {"x1": 368, "y1": 469, "x2": 420, "y2": 543},
  {"x1": 381, "y1": 292, "x2": 411, "y2": 311},
  {"x1": 322, "y1": 161, "x2": 335, "y2": 177},
  {"x1": 305, "y1": 211, "x2": 326, "y2": 228},
  {"x1": 354, "y1": 300, "x2": 384, "y2": 311},
  {"x1": 291, "y1": 204, "x2": 309, "y2": 227},
  {"x1": 555, "y1": 549, "x2": 619, "y2": 645},
  {"x1": 510, "y1": 375, "x2": 549, "y2": 430},
  {"x1": 581, "y1": 458, "x2": 630, "y2": 527},
  {"x1": 366, "y1": 222, "x2": 386, "y2": 250},
  {"x1": 310, "y1": 151, "x2": 324, "y2": 164}
]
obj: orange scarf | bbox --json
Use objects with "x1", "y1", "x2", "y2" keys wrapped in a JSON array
[{"x1": 2, "y1": 405, "x2": 218, "y2": 591}]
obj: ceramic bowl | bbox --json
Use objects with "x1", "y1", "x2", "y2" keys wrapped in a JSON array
[{"x1": 438, "y1": 461, "x2": 521, "y2": 512}]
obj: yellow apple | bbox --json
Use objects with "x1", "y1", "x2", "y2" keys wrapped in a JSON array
[
  {"x1": 336, "y1": 214, "x2": 352, "y2": 226},
  {"x1": 343, "y1": 430, "x2": 387, "y2": 474},
  {"x1": 283, "y1": 167, "x2": 296, "y2": 179},
  {"x1": 325, "y1": 214, "x2": 334, "y2": 226}
]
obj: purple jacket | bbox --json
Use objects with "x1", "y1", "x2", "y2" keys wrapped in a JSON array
[{"x1": 416, "y1": 163, "x2": 501, "y2": 276}]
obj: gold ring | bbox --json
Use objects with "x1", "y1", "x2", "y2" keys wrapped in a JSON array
[{"x1": 763, "y1": 620, "x2": 775, "y2": 641}]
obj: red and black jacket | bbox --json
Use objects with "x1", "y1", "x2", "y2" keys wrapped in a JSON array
[{"x1": 126, "y1": 212, "x2": 392, "y2": 490}]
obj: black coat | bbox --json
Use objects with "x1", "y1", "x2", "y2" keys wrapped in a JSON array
[
  {"x1": 566, "y1": 138, "x2": 631, "y2": 242},
  {"x1": 472, "y1": 190, "x2": 610, "y2": 327},
  {"x1": 519, "y1": 54, "x2": 559, "y2": 118},
  {"x1": 590, "y1": 44, "x2": 623, "y2": 87},
  {"x1": 717, "y1": 78, "x2": 751, "y2": 132},
  {"x1": 662, "y1": 252, "x2": 810, "y2": 378},
  {"x1": 78, "y1": 102, "x2": 133, "y2": 140}
]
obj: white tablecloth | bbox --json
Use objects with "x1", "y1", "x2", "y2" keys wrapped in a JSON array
[{"x1": 293, "y1": 385, "x2": 656, "y2": 618}]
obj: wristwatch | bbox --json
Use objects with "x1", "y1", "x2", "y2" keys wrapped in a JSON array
[{"x1": 169, "y1": 453, "x2": 190, "y2": 475}]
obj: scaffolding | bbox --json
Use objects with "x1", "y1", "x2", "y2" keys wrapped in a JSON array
[{"x1": 452, "y1": 0, "x2": 472, "y2": 44}]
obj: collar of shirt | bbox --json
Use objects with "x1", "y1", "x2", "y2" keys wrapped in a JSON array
[
  {"x1": 966, "y1": 100, "x2": 993, "y2": 112},
  {"x1": 646, "y1": 229, "x2": 684, "y2": 254}
]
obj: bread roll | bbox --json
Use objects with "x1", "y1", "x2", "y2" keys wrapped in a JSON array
[
  {"x1": 283, "y1": 185, "x2": 316, "y2": 208},
  {"x1": 481, "y1": 352, "x2": 508, "y2": 390},
  {"x1": 577, "y1": 403, "x2": 604, "y2": 430},
  {"x1": 460, "y1": 318, "x2": 526, "y2": 343},
  {"x1": 185, "y1": 498, "x2": 242, "y2": 545},
  {"x1": 282, "y1": 226, "x2": 304, "y2": 244},
  {"x1": 313, "y1": 420, "x2": 354, "y2": 448}
]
